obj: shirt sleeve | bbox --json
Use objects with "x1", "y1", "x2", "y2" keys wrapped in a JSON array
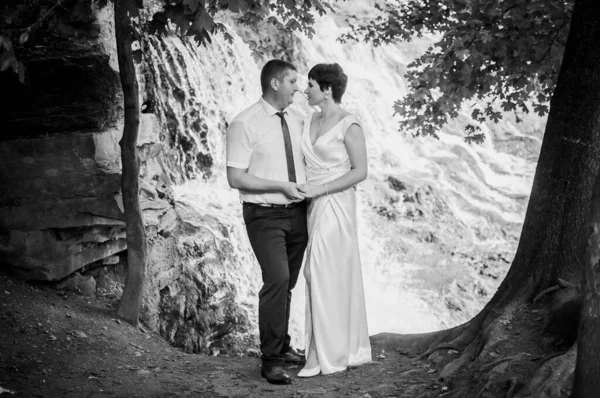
[{"x1": 226, "y1": 120, "x2": 253, "y2": 169}]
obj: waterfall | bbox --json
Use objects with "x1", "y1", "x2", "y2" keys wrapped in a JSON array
[{"x1": 144, "y1": 3, "x2": 545, "y2": 350}]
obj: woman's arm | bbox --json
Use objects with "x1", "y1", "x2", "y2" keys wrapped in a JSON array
[{"x1": 227, "y1": 167, "x2": 304, "y2": 200}]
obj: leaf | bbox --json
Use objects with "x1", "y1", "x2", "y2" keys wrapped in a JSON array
[
  {"x1": 464, "y1": 133, "x2": 485, "y2": 144},
  {"x1": 533, "y1": 103, "x2": 549, "y2": 116},
  {"x1": 148, "y1": 12, "x2": 169, "y2": 36},
  {"x1": 227, "y1": 0, "x2": 240, "y2": 13},
  {"x1": 19, "y1": 31, "x2": 29, "y2": 45},
  {"x1": 501, "y1": 101, "x2": 516, "y2": 112},
  {"x1": 223, "y1": 32, "x2": 234, "y2": 43},
  {"x1": 191, "y1": 9, "x2": 214, "y2": 33},
  {"x1": 455, "y1": 49, "x2": 469, "y2": 60},
  {"x1": 0, "y1": 35, "x2": 13, "y2": 51},
  {"x1": 183, "y1": 0, "x2": 199, "y2": 13},
  {"x1": 0, "y1": 50, "x2": 14, "y2": 72}
]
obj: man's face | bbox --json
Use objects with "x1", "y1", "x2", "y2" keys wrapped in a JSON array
[{"x1": 276, "y1": 69, "x2": 299, "y2": 108}]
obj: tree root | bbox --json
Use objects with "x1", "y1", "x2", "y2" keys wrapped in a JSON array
[
  {"x1": 380, "y1": 286, "x2": 581, "y2": 398},
  {"x1": 513, "y1": 343, "x2": 576, "y2": 398},
  {"x1": 438, "y1": 305, "x2": 517, "y2": 381},
  {"x1": 533, "y1": 277, "x2": 579, "y2": 303},
  {"x1": 418, "y1": 343, "x2": 459, "y2": 360},
  {"x1": 479, "y1": 353, "x2": 538, "y2": 373},
  {"x1": 371, "y1": 323, "x2": 467, "y2": 356},
  {"x1": 474, "y1": 360, "x2": 514, "y2": 398},
  {"x1": 534, "y1": 285, "x2": 560, "y2": 303}
]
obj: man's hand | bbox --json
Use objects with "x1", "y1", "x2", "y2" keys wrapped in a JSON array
[
  {"x1": 281, "y1": 182, "x2": 305, "y2": 201},
  {"x1": 297, "y1": 183, "x2": 325, "y2": 199}
]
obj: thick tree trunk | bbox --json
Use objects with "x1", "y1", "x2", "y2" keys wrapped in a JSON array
[
  {"x1": 488, "y1": 0, "x2": 600, "y2": 309},
  {"x1": 374, "y1": 0, "x2": 600, "y2": 353},
  {"x1": 574, "y1": 164, "x2": 600, "y2": 394},
  {"x1": 114, "y1": 0, "x2": 147, "y2": 325},
  {"x1": 528, "y1": 1, "x2": 600, "y2": 394},
  {"x1": 374, "y1": 1, "x2": 600, "y2": 395},
  {"x1": 574, "y1": 176, "x2": 600, "y2": 396}
]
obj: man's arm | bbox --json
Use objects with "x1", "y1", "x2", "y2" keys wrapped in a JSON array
[{"x1": 227, "y1": 167, "x2": 303, "y2": 201}]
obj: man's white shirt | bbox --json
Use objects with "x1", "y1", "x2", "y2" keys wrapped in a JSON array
[{"x1": 226, "y1": 97, "x2": 306, "y2": 204}]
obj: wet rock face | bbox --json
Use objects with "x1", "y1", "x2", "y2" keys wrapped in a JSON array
[
  {"x1": 140, "y1": 201, "x2": 260, "y2": 356},
  {"x1": 0, "y1": 33, "x2": 126, "y2": 281},
  {"x1": 0, "y1": 12, "x2": 173, "y2": 282},
  {"x1": 0, "y1": 111, "x2": 174, "y2": 281},
  {"x1": 0, "y1": 36, "x2": 121, "y2": 138},
  {"x1": 0, "y1": 7, "x2": 259, "y2": 355},
  {"x1": 0, "y1": 130, "x2": 122, "y2": 207}
]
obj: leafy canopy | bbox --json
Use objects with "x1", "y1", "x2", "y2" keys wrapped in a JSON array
[
  {"x1": 147, "y1": 0, "x2": 327, "y2": 47},
  {"x1": 342, "y1": 0, "x2": 573, "y2": 142},
  {"x1": 1, "y1": 0, "x2": 328, "y2": 81}
]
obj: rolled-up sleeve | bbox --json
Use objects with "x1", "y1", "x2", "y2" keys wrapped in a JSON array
[{"x1": 226, "y1": 120, "x2": 253, "y2": 169}]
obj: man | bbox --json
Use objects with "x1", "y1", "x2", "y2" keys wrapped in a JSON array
[{"x1": 226, "y1": 59, "x2": 308, "y2": 385}]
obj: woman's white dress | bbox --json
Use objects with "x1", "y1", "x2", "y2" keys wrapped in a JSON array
[{"x1": 299, "y1": 113, "x2": 372, "y2": 377}]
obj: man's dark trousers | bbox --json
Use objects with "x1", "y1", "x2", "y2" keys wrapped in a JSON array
[{"x1": 243, "y1": 202, "x2": 308, "y2": 367}]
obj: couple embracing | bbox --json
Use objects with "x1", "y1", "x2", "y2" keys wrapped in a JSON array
[{"x1": 226, "y1": 59, "x2": 371, "y2": 384}]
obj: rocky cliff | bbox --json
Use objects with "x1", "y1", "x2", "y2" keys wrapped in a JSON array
[{"x1": 0, "y1": 5, "x2": 257, "y2": 355}]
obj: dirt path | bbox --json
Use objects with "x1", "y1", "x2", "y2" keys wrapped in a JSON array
[{"x1": 0, "y1": 275, "x2": 444, "y2": 398}]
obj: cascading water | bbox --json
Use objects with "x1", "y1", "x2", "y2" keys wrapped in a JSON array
[{"x1": 144, "y1": 2, "x2": 545, "y2": 351}]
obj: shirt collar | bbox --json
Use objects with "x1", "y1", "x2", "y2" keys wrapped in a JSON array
[{"x1": 259, "y1": 97, "x2": 287, "y2": 117}]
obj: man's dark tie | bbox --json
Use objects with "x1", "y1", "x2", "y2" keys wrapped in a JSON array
[{"x1": 276, "y1": 112, "x2": 297, "y2": 183}]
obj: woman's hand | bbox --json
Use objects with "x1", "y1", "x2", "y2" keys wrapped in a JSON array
[
  {"x1": 297, "y1": 183, "x2": 327, "y2": 198},
  {"x1": 281, "y1": 182, "x2": 305, "y2": 201}
]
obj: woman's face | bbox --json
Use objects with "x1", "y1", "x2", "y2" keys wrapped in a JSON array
[{"x1": 304, "y1": 78, "x2": 326, "y2": 106}]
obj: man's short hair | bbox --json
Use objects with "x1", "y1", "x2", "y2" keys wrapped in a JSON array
[
  {"x1": 308, "y1": 63, "x2": 348, "y2": 103},
  {"x1": 260, "y1": 59, "x2": 297, "y2": 94}
]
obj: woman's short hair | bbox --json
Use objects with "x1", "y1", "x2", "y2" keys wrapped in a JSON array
[
  {"x1": 308, "y1": 63, "x2": 348, "y2": 103},
  {"x1": 260, "y1": 59, "x2": 297, "y2": 94}
]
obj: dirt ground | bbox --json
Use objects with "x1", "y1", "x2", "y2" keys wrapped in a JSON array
[{"x1": 0, "y1": 275, "x2": 450, "y2": 398}]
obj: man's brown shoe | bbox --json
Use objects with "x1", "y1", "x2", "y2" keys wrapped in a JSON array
[
  {"x1": 261, "y1": 365, "x2": 292, "y2": 385},
  {"x1": 282, "y1": 347, "x2": 306, "y2": 364}
]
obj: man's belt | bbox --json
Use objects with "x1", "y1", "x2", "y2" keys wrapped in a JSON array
[{"x1": 243, "y1": 201, "x2": 305, "y2": 209}]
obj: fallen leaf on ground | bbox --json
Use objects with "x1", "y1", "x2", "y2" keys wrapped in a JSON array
[{"x1": 0, "y1": 386, "x2": 15, "y2": 395}]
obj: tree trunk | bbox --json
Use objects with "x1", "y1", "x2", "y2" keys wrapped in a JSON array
[
  {"x1": 487, "y1": 0, "x2": 600, "y2": 309},
  {"x1": 373, "y1": 0, "x2": 600, "y2": 395},
  {"x1": 573, "y1": 163, "x2": 600, "y2": 396},
  {"x1": 376, "y1": 0, "x2": 600, "y2": 345},
  {"x1": 114, "y1": 0, "x2": 147, "y2": 325}
]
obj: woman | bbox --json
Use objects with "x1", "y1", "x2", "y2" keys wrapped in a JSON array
[{"x1": 297, "y1": 63, "x2": 372, "y2": 377}]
